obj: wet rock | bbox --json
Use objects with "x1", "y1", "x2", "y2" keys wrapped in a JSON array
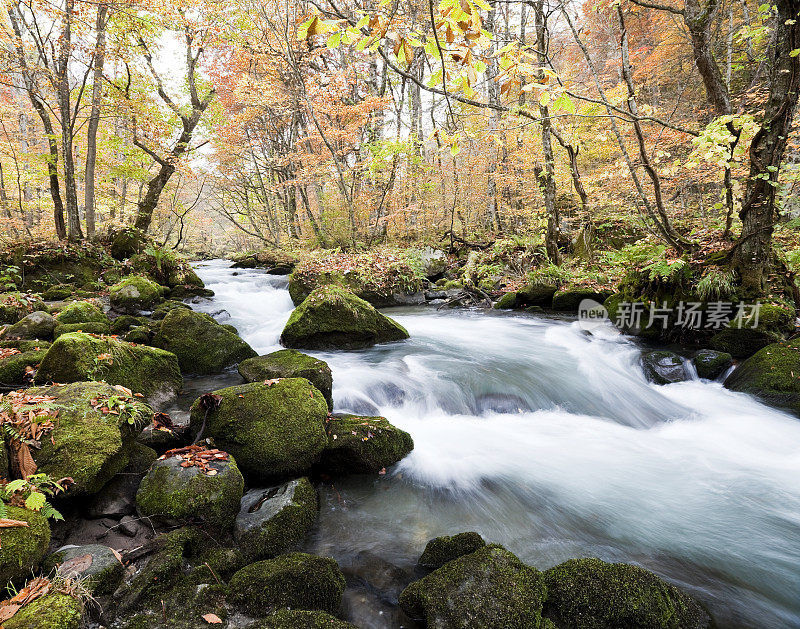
[
  {"x1": 109, "y1": 276, "x2": 165, "y2": 314},
  {"x1": 153, "y1": 308, "x2": 256, "y2": 374},
  {"x1": 710, "y1": 328, "x2": 781, "y2": 359},
  {"x1": 337, "y1": 396, "x2": 380, "y2": 416},
  {"x1": 346, "y1": 551, "x2": 412, "y2": 605},
  {"x1": 281, "y1": 285, "x2": 409, "y2": 350},
  {"x1": 44, "y1": 543, "x2": 123, "y2": 595},
  {"x1": 0, "y1": 505, "x2": 50, "y2": 588},
  {"x1": 418, "y1": 532, "x2": 486, "y2": 569},
  {"x1": 392, "y1": 291, "x2": 427, "y2": 305},
  {"x1": 320, "y1": 414, "x2": 413, "y2": 475},
  {"x1": 228, "y1": 552, "x2": 346, "y2": 616},
  {"x1": 342, "y1": 585, "x2": 416, "y2": 629},
  {"x1": 4, "y1": 593, "x2": 82, "y2": 629},
  {"x1": 54, "y1": 300, "x2": 108, "y2": 325},
  {"x1": 136, "y1": 453, "x2": 244, "y2": 529},
  {"x1": 87, "y1": 443, "x2": 156, "y2": 519},
  {"x1": 109, "y1": 314, "x2": 146, "y2": 334},
  {"x1": 494, "y1": 292, "x2": 517, "y2": 310},
  {"x1": 418, "y1": 247, "x2": 448, "y2": 279},
  {"x1": 234, "y1": 478, "x2": 318, "y2": 561},
  {"x1": 641, "y1": 350, "x2": 686, "y2": 385},
  {"x1": 475, "y1": 393, "x2": 530, "y2": 414},
  {"x1": 366, "y1": 381, "x2": 406, "y2": 407},
  {"x1": 694, "y1": 349, "x2": 733, "y2": 380},
  {"x1": 239, "y1": 349, "x2": 333, "y2": 410},
  {"x1": 724, "y1": 339, "x2": 800, "y2": 415},
  {"x1": 399, "y1": 545, "x2": 546, "y2": 628},
  {"x1": 35, "y1": 332, "x2": 182, "y2": 405},
  {"x1": 542, "y1": 557, "x2": 712, "y2": 629},
  {"x1": 0, "y1": 311, "x2": 56, "y2": 340},
  {"x1": 516, "y1": 284, "x2": 557, "y2": 308},
  {"x1": 189, "y1": 379, "x2": 328, "y2": 481},
  {"x1": 249, "y1": 610, "x2": 357, "y2": 628},
  {"x1": 124, "y1": 325, "x2": 151, "y2": 344},
  {"x1": 150, "y1": 299, "x2": 191, "y2": 320},
  {"x1": 552, "y1": 289, "x2": 610, "y2": 312}
]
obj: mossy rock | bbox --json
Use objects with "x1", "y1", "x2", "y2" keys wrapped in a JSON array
[
  {"x1": 110, "y1": 228, "x2": 147, "y2": 260},
  {"x1": 280, "y1": 285, "x2": 409, "y2": 350},
  {"x1": 41, "y1": 285, "x2": 74, "y2": 301},
  {"x1": 35, "y1": 332, "x2": 181, "y2": 405},
  {"x1": 150, "y1": 299, "x2": 191, "y2": 321},
  {"x1": 542, "y1": 557, "x2": 711, "y2": 629},
  {"x1": 0, "y1": 311, "x2": 56, "y2": 340},
  {"x1": 0, "y1": 506, "x2": 50, "y2": 589},
  {"x1": 517, "y1": 284, "x2": 557, "y2": 308},
  {"x1": 52, "y1": 321, "x2": 111, "y2": 339},
  {"x1": 724, "y1": 339, "x2": 800, "y2": 414},
  {"x1": 418, "y1": 532, "x2": 487, "y2": 569},
  {"x1": 136, "y1": 453, "x2": 244, "y2": 529},
  {"x1": 109, "y1": 315, "x2": 147, "y2": 335},
  {"x1": 0, "y1": 293, "x2": 47, "y2": 324},
  {"x1": 153, "y1": 308, "x2": 256, "y2": 374},
  {"x1": 124, "y1": 326, "x2": 151, "y2": 344},
  {"x1": 319, "y1": 414, "x2": 413, "y2": 475},
  {"x1": 44, "y1": 544, "x2": 124, "y2": 595},
  {"x1": 234, "y1": 478, "x2": 318, "y2": 561},
  {"x1": 29, "y1": 382, "x2": 147, "y2": 495},
  {"x1": 693, "y1": 350, "x2": 732, "y2": 380},
  {"x1": 0, "y1": 340, "x2": 50, "y2": 351},
  {"x1": 494, "y1": 293, "x2": 517, "y2": 310},
  {"x1": 709, "y1": 327, "x2": 781, "y2": 359},
  {"x1": 248, "y1": 610, "x2": 357, "y2": 629},
  {"x1": 640, "y1": 351, "x2": 687, "y2": 385},
  {"x1": 399, "y1": 545, "x2": 547, "y2": 628},
  {"x1": 188, "y1": 379, "x2": 328, "y2": 480},
  {"x1": 54, "y1": 300, "x2": 107, "y2": 325},
  {"x1": 552, "y1": 289, "x2": 610, "y2": 312},
  {"x1": 109, "y1": 276, "x2": 165, "y2": 314},
  {"x1": 228, "y1": 552, "x2": 346, "y2": 616},
  {"x1": 4, "y1": 592, "x2": 82, "y2": 629},
  {"x1": 239, "y1": 350, "x2": 333, "y2": 410},
  {"x1": 0, "y1": 349, "x2": 46, "y2": 385}
]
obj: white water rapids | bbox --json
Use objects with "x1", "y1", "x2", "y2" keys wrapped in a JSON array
[{"x1": 189, "y1": 260, "x2": 800, "y2": 629}]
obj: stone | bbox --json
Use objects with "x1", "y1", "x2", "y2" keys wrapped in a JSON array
[
  {"x1": 54, "y1": 300, "x2": 108, "y2": 325},
  {"x1": 0, "y1": 311, "x2": 56, "y2": 340},
  {"x1": 109, "y1": 276, "x2": 165, "y2": 313},
  {"x1": 641, "y1": 351, "x2": 687, "y2": 385},
  {"x1": 418, "y1": 532, "x2": 487, "y2": 569},
  {"x1": 0, "y1": 505, "x2": 50, "y2": 589},
  {"x1": 239, "y1": 349, "x2": 333, "y2": 410},
  {"x1": 724, "y1": 339, "x2": 800, "y2": 415},
  {"x1": 247, "y1": 610, "x2": 357, "y2": 629},
  {"x1": 693, "y1": 349, "x2": 733, "y2": 380},
  {"x1": 494, "y1": 292, "x2": 517, "y2": 310},
  {"x1": 552, "y1": 289, "x2": 610, "y2": 312},
  {"x1": 0, "y1": 293, "x2": 47, "y2": 325},
  {"x1": 52, "y1": 321, "x2": 111, "y2": 339},
  {"x1": 319, "y1": 414, "x2": 413, "y2": 475},
  {"x1": 44, "y1": 544, "x2": 123, "y2": 595},
  {"x1": 4, "y1": 593, "x2": 82, "y2": 629},
  {"x1": 0, "y1": 349, "x2": 46, "y2": 386}
]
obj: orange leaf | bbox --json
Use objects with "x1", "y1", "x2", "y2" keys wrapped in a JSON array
[{"x1": 202, "y1": 613, "x2": 223, "y2": 624}]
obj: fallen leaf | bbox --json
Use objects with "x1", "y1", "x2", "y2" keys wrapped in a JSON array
[{"x1": 202, "y1": 612, "x2": 223, "y2": 624}]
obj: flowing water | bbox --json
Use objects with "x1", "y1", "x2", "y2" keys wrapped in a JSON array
[{"x1": 189, "y1": 260, "x2": 800, "y2": 629}]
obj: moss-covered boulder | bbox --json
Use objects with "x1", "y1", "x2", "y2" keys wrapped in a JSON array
[
  {"x1": 641, "y1": 351, "x2": 686, "y2": 385},
  {"x1": 4, "y1": 592, "x2": 82, "y2": 629},
  {"x1": 0, "y1": 293, "x2": 47, "y2": 324},
  {"x1": 153, "y1": 308, "x2": 256, "y2": 374},
  {"x1": 234, "y1": 478, "x2": 318, "y2": 561},
  {"x1": 150, "y1": 300, "x2": 191, "y2": 321},
  {"x1": 694, "y1": 349, "x2": 732, "y2": 380},
  {"x1": 54, "y1": 300, "x2": 107, "y2": 325},
  {"x1": 724, "y1": 339, "x2": 800, "y2": 414},
  {"x1": 517, "y1": 284, "x2": 558, "y2": 308},
  {"x1": 319, "y1": 414, "x2": 413, "y2": 475},
  {"x1": 110, "y1": 227, "x2": 146, "y2": 260},
  {"x1": 0, "y1": 340, "x2": 50, "y2": 352},
  {"x1": 248, "y1": 610, "x2": 357, "y2": 629},
  {"x1": 44, "y1": 544, "x2": 124, "y2": 595},
  {"x1": 0, "y1": 311, "x2": 56, "y2": 341},
  {"x1": 494, "y1": 293, "x2": 517, "y2": 310},
  {"x1": 189, "y1": 379, "x2": 328, "y2": 480},
  {"x1": 281, "y1": 286, "x2": 409, "y2": 350},
  {"x1": 552, "y1": 289, "x2": 610, "y2": 312},
  {"x1": 109, "y1": 315, "x2": 147, "y2": 335},
  {"x1": 709, "y1": 301, "x2": 795, "y2": 358},
  {"x1": 29, "y1": 382, "x2": 147, "y2": 495},
  {"x1": 239, "y1": 350, "x2": 333, "y2": 410},
  {"x1": 136, "y1": 453, "x2": 244, "y2": 529},
  {"x1": 0, "y1": 506, "x2": 50, "y2": 589},
  {"x1": 124, "y1": 326, "x2": 151, "y2": 344},
  {"x1": 418, "y1": 532, "x2": 487, "y2": 569},
  {"x1": 52, "y1": 321, "x2": 111, "y2": 339},
  {"x1": 0, "y1": 349, "x2": 46, "y2": 385},
  {"x1": 399, "y1": 545, "x2": 547, "y2": 628},
  {"x1": 542, "y1": 557, "x2": 711, "y2": 629},
  {"x1": 109, "y1": 276, "x2": 165, "y2": 314},
  {"x1": 35, "y1": 332, "x2": 181, "y2": 404},
  {"x1": 228, "y1": 552, "x2": 346, "y2": 616}
]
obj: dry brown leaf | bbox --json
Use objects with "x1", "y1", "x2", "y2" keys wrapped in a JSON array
[
  {"x1": 0, "y1": 519, "x2": 29, "y2": 528},
  {"x1": 202, "y1": 612, "x2": 223, "y2": 624}
]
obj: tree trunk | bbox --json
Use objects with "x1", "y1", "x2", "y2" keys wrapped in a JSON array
[
  {"x1": 84, "y1": 3, "x2": 108, "y2": 239},
  {"x1": 684, "y1": 0, "x2": 732, "y2": 115}
]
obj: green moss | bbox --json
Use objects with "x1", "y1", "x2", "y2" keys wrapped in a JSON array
[
  {"x1": 124, "y1": 326, "x2": 151, "y2": 344},
  {"x1": 281, "y1": 285, "x2": 409, "y2": 350},
  {"x1": 189, "y1": 379, "x2": 328, "y2": 480},
  {"x1": 150, "y1": 299, "x2": 191, "y2": 321},
  {"x1": 418, "y1": 532, "x2": 486, "y2": 569},
  {"x1": 724, "y1": 339, "x2": 800, "y2": 414},
  {"x1": 552, "y1": 289, "x2": 609, "y2": 312},
  {"x1": 1, "y1": 311, "x2": 56, "y2": 340},
  {"x1": 109, "y1": 276, "x2": 165, "y2": 313},
  {"x1": 694, "y1": 350, "x2": 732, "y2": 380},
  {"x1": 110, "y1": 228, "x2": 146, "y2": 260},
  {"x1": 0, "y1": 506, "x2": 50, "y2": 587},
  {"x1": 0, "y1": 349, "x2": 46, "y2": 385},
  {"x1": 41, "y1": 285, "x2": 73, "y2": 301},
  {"x1": 136, "y1": 455, "x2": 244, "y2": 529},
  {"x1": 709, "y1": 328, "x2": 780, "y2": 358},
  {"x1": 320, "y1": 414, "x2": 413, "y2": 475},
  {"x1": 239, "y1": 349, "x2": 333, "y2": 410},
  {"x1": 109, "y1": 315, "x2": 147, "y2": 334},
  {"x1": 0, "y1": 340, "x2": 50, "y2": 352},
  {"x1": 53, "y1": 321, "x2": 110, "y2": 339},
  {"x1": 228, "y1": 552, "x2": 346, "y2": 616},
  {"x1": 0, "y1": 293, "x2": 47, "y2": 324},
  {"x1": 30, "y1": 382, "x2": 146, "y2": 495},
  {"x1": 54, "y1": 300, "x2": 108, "y2": 325},
  {"x1": 249, "y1": 610, "x2": 357, "y2": 628},
  {"x1": 494, "y1": 293, "x2": 517, "y2": 310},
  {"x1": 399, "y1": 544, "x2": 547, "y2": 628},
  {"x1": 153, "y1": 308, "x2": 256, "y2": 374},
  {"x1": 35, "y1": 332, "x2": 182, "y2": 403},
  {"x1": 234, "y1": 478, "x2": 319, "y2": 561},
  {"x1": 4, "y1": 593, "x2": 82, "y2": 629},
  {"x1": 542, "y1": 557, "x2": 711, "y2": 629}
]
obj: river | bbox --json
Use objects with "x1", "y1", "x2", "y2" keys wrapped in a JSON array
[{"x1": 188, "y1": 259, "x2": 800, "y2": 629}]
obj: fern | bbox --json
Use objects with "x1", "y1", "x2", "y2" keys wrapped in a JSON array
[{"x1": 696, "y1": 268, "x2": 737, "y2": 301}]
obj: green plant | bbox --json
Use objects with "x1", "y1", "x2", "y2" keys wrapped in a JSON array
[
  {"x1": 90, "y1": 389, "x2": 150, "y2": 427},
  {"x1": 696, "y1": 268, "x2": 737, "y2": 301},
  {"x1": 0, "y1": 474, "x2": 68, "y2": 521}
]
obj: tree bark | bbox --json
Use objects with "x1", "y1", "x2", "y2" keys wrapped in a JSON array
[{"x1": 84, "y1": 3, "x2": 108, "y2": 239}]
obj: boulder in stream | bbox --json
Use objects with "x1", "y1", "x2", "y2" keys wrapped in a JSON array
[
  {"x1": 419, "y1": 532, "x2": 487, "y2": 569},
  {"x1": 153, "y1": 308, "x2": 257, "y2": 374},
  {"x1": 54, "y1": 300, "x2": 108, "y2": 325},
  {"x1": 552, "y1": 288, "x2": 611, "y2": 312},
  {"x1": 109, "y1": 275, "x2": 165, "y2": 313},
  {"x1": 53, "y1": 320, "x2": 111, "y2": 339},
  {"x1": 3, "y1": 593, "x2": 82, "y2": 629},
  {"x1": 694, "y1": 349, "x2": 733, "y2": 380},
  {"x1": 0, "y1": 311, "x2": 56, "y2": 340},
  {"x1": 709, "y1": 301, "x2": 795, "y2": 358},
  {"x1": 641, "y1": 350, "x2": 686, "y2": 385},
  {"x1": 280, "y1": 285, "x2": 409, "y2": 350},
  {"x1": 542, "y1": 557, "x2": 712, "y2": 629},
  {"x1": 239, "y1": 349, "x2": 333, "y2": 410},
  {"x1": 0, "y1": 505, "x2": 50, "y2": 589},
  {"x1": 189, "y1": 379, "x2": 328, "y2": 480},
  {"x1": 724, "y1": 339, "x2": 800, "y2": 414},
  {"x1": 319, "y1": 414, "x2": 413, "y2": 475}
]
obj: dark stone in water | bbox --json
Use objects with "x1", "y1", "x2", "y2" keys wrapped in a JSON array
[
  {"x1": 641, "y1": 350, "x2": 687, "y2": 385},
  {"x1": 338, "y1": 396, "x2": 380, "y2": 416},
  {"x1": 344, "y1": 551, "x2": 412, "y2": 605},
  {"x1": 366, "y1": 381, "x2": 407, "y2": 406},
  {"x1": 694, "y1": 349, "x2": 733, "y2": 380},
  {"x1": 475, "y1": 393, "x2": 530, "y2": 414}
]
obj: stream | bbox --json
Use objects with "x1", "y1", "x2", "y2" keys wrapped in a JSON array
[{"x1": 185, "y1": 259, "x2": 800, "y2": 629}]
